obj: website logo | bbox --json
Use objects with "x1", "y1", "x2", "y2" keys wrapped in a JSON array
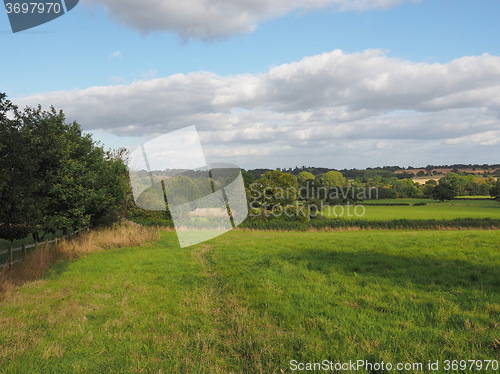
[
  {"x1": 4, "y1": 0, "x2": 79, "y2": 33},
  {"x1": 127, "y1": 126, "x2": 248, "y2": 247}
]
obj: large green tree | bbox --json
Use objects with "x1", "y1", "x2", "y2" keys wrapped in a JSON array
[
  {"x1": 256, "y1": 170, "x2": 298, "y2": 207},
  {"x1": 321, "y1": 171, "x2": 346, "y2": 188},
  {"x1": 432, "y1": 181, "x2": 457, "y2": 201},
  {"x1": 0, "y1": 94, "x2": 130, "y2": 241},
  {"x1": 0, "y1": 94, "x2": 38, "y2": 240},
  {"x1": 297, "y1": 171, "x2": 315, "y2": 185},
  {"x1": 490, "y1": 179, "x2": 500, "y2": 198}
]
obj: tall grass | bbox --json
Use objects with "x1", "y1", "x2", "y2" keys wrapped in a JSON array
[{"x1": 0, "y1": 221, "x2": 157, "y2": 299}]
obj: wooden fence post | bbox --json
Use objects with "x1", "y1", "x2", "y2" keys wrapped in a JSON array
[
  {"x1": 22, "y1": 244, "x2": 26, "y2": 260},
  {"x1": 8, "y1": 246, "x2": 13, "y2": 269},
  {"x1": 35, "y1": 241, "x2": 39, "y2": 251},
  {"x1": 45, "y1": 239, "x2": 49, "y2": 250},
  {"x1": 54, "y1": 237, "x2": 58, "y2": 250}
]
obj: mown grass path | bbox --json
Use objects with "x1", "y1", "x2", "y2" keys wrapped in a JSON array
[{"x1": 0, "y1": 230, "x2": 499, "y2": 373}]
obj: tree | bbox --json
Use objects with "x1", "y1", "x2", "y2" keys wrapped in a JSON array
[
  {"x1": 256, "y1": 170, "x2": 298, "y2": 207},
  {"x1": 164, "y1": 175, "x2": 201, "y2": 206},
  {"x1": 0, "y1": 95, "x2": 131, "y2": 241},
  {"x1": 297, "y1": 171, "x2": 315, "y2": 185},
  {"x1": 16, "y1": 106, "x2": 129, "y2": 234},
  {"x1": 490, "y1": 179, "x2": 500, "y2": 198},
  {"x1": 442, "y1": 172, "x2": 473, "y2": 196},
  {"x1": 432, "y1": 181, "x2": 457, "y2": 201},
  {"x1": 0, "y1": 94, "x2": 38, "y2": 240},
  {"x1": 321, "y1": 171, "x2": 346, "y2": 188},
  {"x1": 421, "y1": 180, "x2": 437, "y2": 199},
  {"x1": 241, "y1": 170, "x2": 254, "y2": 189},
  {"x1": 391, "y1": 179, "x2": 418, "y2": 198}
]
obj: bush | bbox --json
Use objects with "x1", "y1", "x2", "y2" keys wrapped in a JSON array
[{"x1": 127, "y1": 208, "x2": 173, "y2": 227}]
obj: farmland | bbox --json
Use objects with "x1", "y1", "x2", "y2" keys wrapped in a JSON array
[
  {"x1": 0, "y1": 230, "x2": 499, "y2": 373},
  {"x1": 323, "y1": 198, "x2": 500, "y2": 221}
]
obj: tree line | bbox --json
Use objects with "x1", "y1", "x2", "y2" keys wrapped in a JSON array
[
  {"x1": 0, "y1": 93, "x2": 130, "y2": 242},
  {"x1": 244, "y1": 169, "x2": 500, "y2": 209},
  {"x1": 248, "y1": 164, "x2": 500, "y2": 181}
]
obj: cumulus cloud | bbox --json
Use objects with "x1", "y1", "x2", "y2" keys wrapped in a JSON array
[
  {"x1": 15, "y1": 49, "x2": 500, "y2": 168},
  {"x1": 82, "y1": 0, "x2": 414, "y2": 39}
]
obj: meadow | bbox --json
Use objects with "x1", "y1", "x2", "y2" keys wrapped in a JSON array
[
  {"x1": 0, "y1": 230, "x2": 499, "y2": 373},
  {"x1": 323, "y1": 198, "x2": 500, "y2": 221}
]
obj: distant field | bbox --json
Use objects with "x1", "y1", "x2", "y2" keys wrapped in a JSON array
[
  {"x1": 411, "y1": 177, "x2": 440, "y2": 184},
  {"x1": 362, "y1": 198, "x2": 439, "y2": 204},
  {"x1": 456, "y1": 195, "x2": 494, "y2": 199},
  {"x1": 0, "y1": 230, "x2": 499, "y2": 373},
  {"x1": 324, "y1": 198, "x2": 500, "y2": 220}
]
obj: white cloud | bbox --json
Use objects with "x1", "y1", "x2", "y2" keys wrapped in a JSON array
[
  {"x1": 444, "y1": 131, "x2": 500, "y2": 146},
  {"x1": 82, "y1": 0, "x2": 415, "y2": 40},
  {"x1": 108, "y1": 51, "x2": 122, "y2": 61},
  {"x1": 15, "y1": 49, "x2": 500, "y2": 168}
]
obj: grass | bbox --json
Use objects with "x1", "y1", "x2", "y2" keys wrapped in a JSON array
[
  {"x1": 362, "y1": 198, "x2": 439, "y2": 205},
  {"x1": 323, "y1": 198, "x2": 500, "y2": 220},
  {"x1": 0, "y1": 222, "x2": 158, "y2": 298},
  {"x1": 0, "y1": 229, "x2": 80, "y2": 266},
  {"x1": 456, "y1": 196, "x2": 493, "y2": 199},
  {"x1": 0, "y1": 229, "x2": 499, "y2": 373}
]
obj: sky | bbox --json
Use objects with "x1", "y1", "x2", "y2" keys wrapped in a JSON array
[{"x1": 1, "y1": 0, "x2": 500, "y2": 170}]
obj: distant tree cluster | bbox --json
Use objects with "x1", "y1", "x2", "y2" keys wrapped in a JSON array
[
  {"x1": 0, "y1": 93, "x2": 130, "y2": 241},
  {"x1": 245, "y1": 167, "x2": 499, "y2": 211},
  {"x1": 249, "y1": 163, "x2": 500, "y2": 181}
]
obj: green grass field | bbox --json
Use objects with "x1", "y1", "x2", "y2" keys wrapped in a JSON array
[
  {"x1": 456, "y1": 196, "x2": 493, "y2": 199},
  {"x1": 323, "y1": 198, "x2": 500, "y2": 221},
  {"x1": 1, "y1": 230, "x2": 499, "y2": 373}
]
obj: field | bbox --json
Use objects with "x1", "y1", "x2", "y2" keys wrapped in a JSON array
[
  {"x1": 1, "y1": 230, "x2": 499, "y2": 373},
  {"x1": 323, "y1": 198, "x2": 500, "y2": 221}
]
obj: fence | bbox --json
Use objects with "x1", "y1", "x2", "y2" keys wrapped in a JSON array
[{"x1": 0, "y1": 230, "x2": 81, "y2": 270}]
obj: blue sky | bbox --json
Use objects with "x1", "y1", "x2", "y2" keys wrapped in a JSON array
[{"x1": 1, "y1": 0, "x2": 500, "y2": 169}]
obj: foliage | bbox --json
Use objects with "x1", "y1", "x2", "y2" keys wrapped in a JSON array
[
  {"x1": 0, "y1": 94, "x2": 37, "y2": 240},
  {"x1": 241, "y1": 216, "x2": 500, "y2": 231},
  {"x1": 490, "y1": 179, "x2": 500, "y2": 198},
  {"x1": 432, "y1": 181, "x2": 458, "y2": 201},
  {"x1": 321, "y1": 170, "x2": 346, "y2": 188},
  {"x1": 254, "y1": 170, "x2": 298, "y2": 206},
  {"x1": 297, "y1": 171, "x2": 315, "y2": 185},
  {"x1": 0, "y1": 94, "x2": 130, "y2": 241},
  {"x1": 240, "y1": 170, "x2": 254, "y2": 189},
  {"x1": 164, "y1": 175, "x2": 201, "y2": 206},
  {"x1": 127, "y1": 207, "x2": 173, "y2": 227}
]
